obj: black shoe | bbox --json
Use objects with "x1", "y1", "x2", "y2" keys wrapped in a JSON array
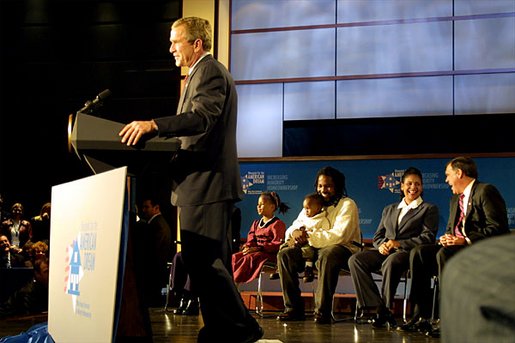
[
  {"x1": 182, "y1": 298, "x2": 199, "y2": 315},
  {"x1": 354, "y1": 307, "x2": 374, "y2": 324},
  {"x1": 398, "y1": 317, "x2": 432, "y2": 333},
  {"x1": 371, "y1": 310, "x2": 397, "y2": 328},
  {"x1": 313, "y1": 312, "x2": 333, "y2": 324},
  {"x1": 303, "y1": 266, "x2": 314, "y2": 283},
  {"x1": 269, "y1": 272, "x2": 279, "y2": 280},
  {"x1": 277, "y1": 311, "x2": 305, "y2": 321},
  {"x1": 173, "y1": 297, "x2": 188, "y2": 314}
]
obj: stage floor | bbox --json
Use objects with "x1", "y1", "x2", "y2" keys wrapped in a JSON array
[{"x1": 0, "y1": 308, "x2": 440, "y2": 343}]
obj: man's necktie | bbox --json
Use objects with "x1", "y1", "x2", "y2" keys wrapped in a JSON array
[{"x1": 454, "y1": 193, "x2": 465, "y2": 237}]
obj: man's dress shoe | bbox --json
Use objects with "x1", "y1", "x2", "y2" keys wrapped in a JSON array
[
  {"x1": 398, "y1": 317, "x2": 432, "y2": 333},
  {"x1": 277, "y1": 311, "x2": 305, "y2": 321},
  {"x1": 313, "y1": 312, "x2": 333, "y2": 324}
]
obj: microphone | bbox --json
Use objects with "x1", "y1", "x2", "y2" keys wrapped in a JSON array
[{"x1": 79, "y1": 89, "x2": 112, "y2": 114}]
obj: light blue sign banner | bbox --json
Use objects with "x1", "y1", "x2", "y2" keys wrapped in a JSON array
[{"x1": 239, "y1": 157, "x2": 515, "y2": 239}]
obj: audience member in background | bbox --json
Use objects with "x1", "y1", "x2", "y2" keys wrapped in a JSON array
[
  {"x1": 20, "y1": 241, "x2": 35, "y2": 267},
  {"x1": 168, "y1": 250, "x2": 199, "y2": 315},
  {"x1": 1, "y1": 203, "x2": 32, "y2": 250},
  {"x1": 348, "y1": 167, "x2": 439, "y2": 329},
  {"x1": 139, "y1": 197, "x2": 173, "y2": 307},
  {"x1": 0, "y1": 255, "x2": 50, "y2": 318},
  {"x1": 232, "y1": 191, "x2": 289, "y2": 284},
  {"x1": 0, "y1": 235, "x2": 24, "y2": 269},
  {"x1": 401, "y1": 156, "x2": 509, "y2": 338},
  {"x1": 22, "y1": 241, "x2": 49, "y2": 268},
  {"x1": 0, "y1": 193, "x2": 8, "y2": 223},
  {"x1": 277, "y1": 166, "x2": 362, "y2": 324},
  {"x1": 30, "y1": 202, "x2": 51, "y2": 245}
]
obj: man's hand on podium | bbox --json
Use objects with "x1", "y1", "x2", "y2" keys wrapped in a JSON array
[{"x1": 119, "y1": 120, "x2": 158, "y2": 146}]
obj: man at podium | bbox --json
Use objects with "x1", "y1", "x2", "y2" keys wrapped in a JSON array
[{"x1": 119, "y1": 16, "x2": 263, "y2": 343}]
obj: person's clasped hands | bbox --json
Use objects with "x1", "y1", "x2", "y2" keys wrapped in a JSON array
[
  {"x1": 289, "y1": 227, "x2": 309, "y2": 248},
  {"x1": 378, "y1": 239, "x2": 400, "y2": 255},
  {"x1": 241, "y1": 245, "x2": 261, "y2": 255},
  {"x1": 439, "y1": 233, "x2": 466, "y2": 246}
]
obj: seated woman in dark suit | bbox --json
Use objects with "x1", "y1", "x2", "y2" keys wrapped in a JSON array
[{"x1": 348, "y1": 167, "x2": 439, "y2": 328}]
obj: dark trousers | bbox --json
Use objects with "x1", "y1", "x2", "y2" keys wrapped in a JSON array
[
  {"x1": 278, "y1": 244, "x2": 353, "y2": 316},
  {"x1": 179, "y1": 201, "x2": 259, "y2": 340},
  {"x1": 348, "y1": 249, "x2": 409, "y2": 310},
  {"x1": 409, "y1": 243, "x2": 464, "y2": 319}
]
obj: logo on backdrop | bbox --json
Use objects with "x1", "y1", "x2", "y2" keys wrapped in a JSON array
[
  {"x1": 378, "y1": 169, "x2": 448, "y2": 194},
  {"x1": 64, "y1": 228, "x2": 97, "y2": 318},
  {"x1": 378, "y1": 170, "x2": 403, "y2": 193},
  {"x1": 241, "y1": 171, "x2": 265, "y2": 194},
  {"x1": 242, "y1": 171, "x2": 299, "y2": 195}
]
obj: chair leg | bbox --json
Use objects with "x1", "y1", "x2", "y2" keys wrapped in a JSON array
[
  {"x1": 163, "y1": 262, "x2": 173, "y2": 311},
  {"x1": 402, "y1": 274, "x2": 409, "y2": 323},
  {"x1": 256, "y1": 271, "x2": 264, "y2": 317},
  {"x1": 255, "y1": 264, "x2": 280, "y2": 318},
  {"x1": 431, "y1": 276, "x2": 439, "y2": 323}
]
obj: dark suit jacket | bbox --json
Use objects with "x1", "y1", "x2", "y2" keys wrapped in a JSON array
[
  {"x1": 373, "y1": 201, "x2": 439, "y2": 251},
  {"x1": 154, "y1": 54, "x2": 244, "y2": 208},
  {"x1": 446, "y1": 181, "x2": 509, "y2": 242}
]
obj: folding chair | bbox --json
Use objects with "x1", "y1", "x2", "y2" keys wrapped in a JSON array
[{"x1": 255, "y1": 260, "x2": 280, "y2": 317}]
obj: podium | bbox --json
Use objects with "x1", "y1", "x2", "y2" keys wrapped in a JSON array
[
  {"x1": 68, "y1": 112, "x2": 180, "y2": 174},
  {"x1": 48, "y1": 113, "x2": 180, "y2": 342}
]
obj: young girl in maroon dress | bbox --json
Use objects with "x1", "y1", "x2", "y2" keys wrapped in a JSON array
[{"x1": 232, "y1": 191, "x2": 289, "y2": 283}]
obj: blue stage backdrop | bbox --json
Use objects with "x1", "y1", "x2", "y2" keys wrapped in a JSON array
[{"x1": 238, "y1": 156, "x2": 515, "y2": 240}]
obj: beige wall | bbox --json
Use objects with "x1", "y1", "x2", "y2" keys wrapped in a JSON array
[{"x1": 182, "y1": 0, "x2": 230, "y2": 69}]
